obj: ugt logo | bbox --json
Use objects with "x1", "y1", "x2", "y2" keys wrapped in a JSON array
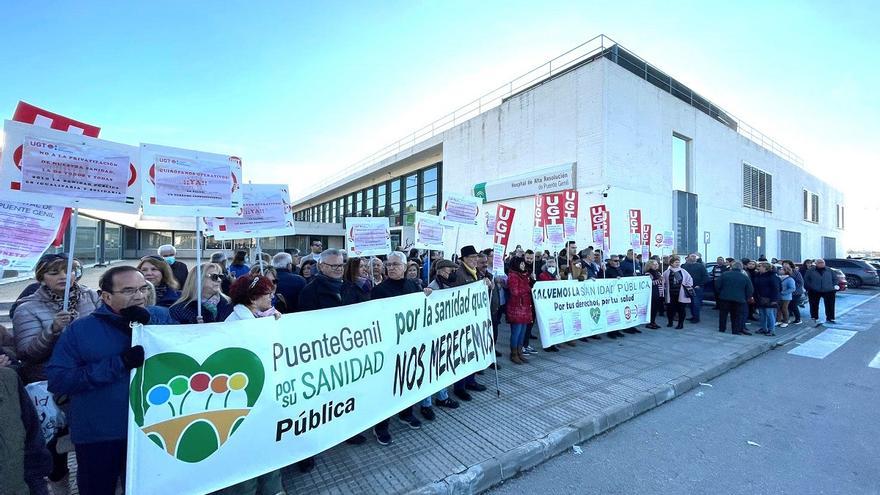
[{"x1": 129, "y1": 348, "x2": 264, "y2": 463}]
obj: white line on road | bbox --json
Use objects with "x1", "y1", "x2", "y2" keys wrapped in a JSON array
[
  {"x1": 869, "y1": 351, "x2": 880, "y2": 369},
  {"x1": 788, "y1": 329, "x2": 858, "y2": 360}
]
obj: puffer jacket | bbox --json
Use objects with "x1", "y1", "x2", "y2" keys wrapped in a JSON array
[
  {"x1": 13, "y1": 285, "x2": 101, "y2": 384},
  {"x1": 506, "y1": 271, "x2": 534, "y2": 324}
]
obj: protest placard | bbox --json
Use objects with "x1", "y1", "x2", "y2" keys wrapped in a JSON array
[
  {"x1": 440, "y1": 194, "x2": 481, "y2": 226},
  {"x1": 126, "y1": 282, "x2": 494, "y2": 495},
  {"x1": 485, "y1": 212, "x2": 496, "y2": 236},
  {"x1": 589, "y1": 204, "x2": 610, "y2": 252},
  {"x1": 663, "y1": 230, "x2": 675, "y2": 248},
  {"x1": 563, "y1": 216, "x2": 577, "y2": 241},
  {"x1": 546, "y1": 224, "x2": 565, "y2": 250},
  {"x1": 140, "y1": 144, "x2": 243, "y2": 217},
  {"x1": 0, "y1": 120, "x2": 140, "y2": 213},
  {"x1": 641, "y1": 224, "x2": 652, "y2": 247},
  {"x1": 413, "y1": 212, "x2": 445, "y2": 250},
  {"x1": 214, "y1": 184, "x2": 295, "y2": 240},
  {"x1": 493, "y1": 204, "x2": 516, "y2": 250},
  {"x1": 0, "y1": 200, "x2": 65, "y2": 271},
  {"x1": 532, "y1": 277, "x2": 652, "y2": 346},
  {"x1": 345, "y1": 217, "x2": 391, "y2": 256}
]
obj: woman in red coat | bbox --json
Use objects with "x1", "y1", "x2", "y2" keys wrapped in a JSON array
[{"x1": 506, "y1": 256, "x2": 534, "y2": 364}]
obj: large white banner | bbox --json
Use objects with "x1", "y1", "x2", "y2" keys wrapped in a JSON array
[
  {"x1": 140, "y1": 143, "x2": 243, "y2": 217},
  {"x1": 126, "y1": 282, "x2": 494, "y2": 495},
  {"x1": 532, "y1": 277, "x2": 652, "y2": 346},
  {"x1": 213, "y1": 184, "x2": 296, "y2": 240},
  {"x1": 0, "y1": 200, "x2": 65, "y2": 271},
  {"x1": 0, "y1": 120, "x2": 140, "y2": 213},
  {"x1": 345, "y1": 217, "x2": 391, "y2": 256}
]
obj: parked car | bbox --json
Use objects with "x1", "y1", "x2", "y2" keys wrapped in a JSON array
[
  {"x1": 830, "y1": 267, "x2": 847, "y2": 292},
  {"x1": 823, "y1": 259, "x2": 879, "y2": 289}
]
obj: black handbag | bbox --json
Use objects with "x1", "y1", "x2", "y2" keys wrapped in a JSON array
[{"x1": 685, "y1": 286, "x2": 695, "y2": 298}]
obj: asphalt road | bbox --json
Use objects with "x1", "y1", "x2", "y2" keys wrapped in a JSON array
[{"x1": 490, "y1": 290, "x2": 880, "y2": 495}]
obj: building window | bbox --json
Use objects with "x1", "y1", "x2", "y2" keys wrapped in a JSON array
[
  {"x1": 732, "y1": 223, "x2": 766, "y2": 261},
  {"x1": 672, "y1": 133, "x2": 691, "y2": 192},
  {"x1": 173, "y1": 232, "x2": 198, "y2": 249},
  {"x1": 822, "y1": 236, "x2": 836, "y2": 258},
  {"x1": 803, "y1": 190, "x2": 819, "y2": 223},
  {"x1": 421, "y1": 165, "x2": 439, "y2": 216},
  {"x1": 142, "y1": 231, "x2": 172, "y2": 249},
  {"x1": 389, "y1": 178, "x2": 401, "y2": 226},
  {"x1": 377, "y1": 184, "x2": 387, "y2": 217},
  {"x1": 778, "y1": 230, "x2": 801, "y2": 262},
  {"x1": 837, "y1": 204, "x2": 845, "y2": 229},
  {"x1": 742, "y1": 163, "x2": 772, "y2": 212}
]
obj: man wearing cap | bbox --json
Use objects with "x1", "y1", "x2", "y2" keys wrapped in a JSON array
[{"x1": 448, "y1": 245, "x2": 488, "y2": 401}]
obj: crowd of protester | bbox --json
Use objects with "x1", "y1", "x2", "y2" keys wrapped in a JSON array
[{"x1": 0, "y1": 239, "x2": 844, "y2": 495}]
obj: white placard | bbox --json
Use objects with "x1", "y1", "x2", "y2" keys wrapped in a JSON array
[
  {"x1": 413, "y1": 212, "x2": 445, "y2": 250},
  {"x1": 440, "y1": 194, "x2": 481, "y2": 226},
  {"x1": 485, "y1": 212, "x2": 496, "y2": 236},
  {"x1": 213, "y1": 184, "x2": 295, "y2": 240},
  {"x1": 546, "y1": 224, "x2": 565, "y2": 250},
  {"x1": 0, "y1": 200, "x2": 65, "y2": 271},
  {"x1": 563, "y1": 216, "x2": 577, "y2": 241},
  {"x1": 0, "y1": 120, "x2": 140, "y2": 213},
  {"x1": 345, "y1": 217, "x2": 391, "y2": 257},
  {"x1": 140, "y1": 143, "x2": 243, "y2": 217}
]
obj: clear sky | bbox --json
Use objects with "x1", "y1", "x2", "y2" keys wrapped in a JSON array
[{"x1": 1, "y1": 1, "x2": 877, "y2": 249}]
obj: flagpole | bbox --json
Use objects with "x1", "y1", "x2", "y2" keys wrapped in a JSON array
[
  {"x1": 62, "y1": 208, "x2": 79, "y2": 312},
  {"x1": 195, "y1": 216, "x2": 204, "y2": 323}
]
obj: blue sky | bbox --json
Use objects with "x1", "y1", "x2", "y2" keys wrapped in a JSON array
[{"x1": 1, "y1": 1, "x2": 877, "y2": 247}]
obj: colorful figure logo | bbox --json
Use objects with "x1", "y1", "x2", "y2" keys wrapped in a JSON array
[{"x1": 129, "y1": 348, "x2": 264, "y2": 463}]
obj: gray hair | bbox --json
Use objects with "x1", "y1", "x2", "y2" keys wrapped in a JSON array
[
  {"x1": 158, "y1": 244, "x2": 176, "y2": 256},
  {"x1": 319, "y1": 248, "x2": 343, "y2": 261},
  {"x1": 732, "y1": 261, "x2": 743, "y2": 270},
  {"x1": 272, "y1": 252, "x2": 293, "y2": 269},
  {"x1": 387, "y1": 251, "x2": 407, "y2": 264}
]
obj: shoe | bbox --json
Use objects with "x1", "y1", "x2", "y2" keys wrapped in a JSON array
[
  {"x1": 675, "y1": 324, "x2": 684, "y2": 330},
  {"x1": 453, "y1": 389, "x2": 472, "y2": 401},
  {"x1": 398, "y1": 411, "x2": 422, "y2": 429},
  {"x1": 827, "y1": 319, "x2": 836, "y2": 324},
  {"x1": 647, "y1": 323, "x2": 660, "y2": 329},
  {"x1": 519, "y1": 349, "x2": 530, "y2": 363},
  {"x1": 436, "y1": 398, "x2": 460, "y2": 409},
  {"x1": 565, "y1": 341, "x2": 577, "y2": 347},
  {"x1": 545, "y1": 345, "x2": 560, "y2": 352},
  {"x1": 780, "y1": 323, "x2": 789, "y2": 328},
  {"x1": 297, "y1": 456, "x2": 316, "y2": 473},
  {"x1": 740, "y1": 330, "x2": 753, "y2": 335},
  {"x1": 521, "y1": 346, "x2": 531, "y2": 355},
  {"x1": 345, "y1": 433, "x2": 367, "y2": 445},
  {"x1": 465, "y1": 382, "x2": 487, "y2": 392},
  {"x1": 525, "y1": 345, "x2": 537, "y2": 353},
  {"x1": 611, "y1": 331, "x2": 625, "y2": 338},
  {"x1": 48, "y1": 474, "x2": 70, "y2": 495},
  {"x1": 793, "y1": 320, "x2": 802, "y2": 325},
  {"x1": 373, "y1": 427, "x2": 393, "y2": 446},
  {"x1": 766, "y1": 331, "x2": 776, "y2": 337},
  {"x1": 510, "y1": 350, "x2": 523, "y2": 364},
  {"x1": 756, "y1": 328, "x2": 767, "y2": 335},
  {"x1": 579, "y1": 337, "x2": 591, "y2": 342},
  {"x1": 688, "y1": 318, "x2": 699, "y2": 323},
  {"x1": 623, "y1": 328, "x2": 638, "y2": 334},
  {"x1": 420, "y1": 406, "x2": 436, "y2": 421},
  {"x1": 666, "y1": 322, "x2": 673, "y2": 327},
  {"x1": 530, "y1": 333, "x2": 538, "y2": 339},
  {"x1": 631, "y1": 328, "x2": 642, "y2": 334}
]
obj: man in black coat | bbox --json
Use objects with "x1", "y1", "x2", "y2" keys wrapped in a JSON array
[
  {"x1": 601, "y1": 256, "x2": 626, "y2": 338},
  {"x1": 716, "y1": 261, "x2": 753, "y2": 335},
  {"x1": 447, "y1": 246, "x2": 490, "y2": 400},
  {"x1": 682, "y1": 254, "x2": 708, "y2": 323},
  {"x1": 272, "y1": 252, "x2": 306, "y2": 313},
  {"x1": 158, "y1": 245, "x2": 189, "y2": 288}
]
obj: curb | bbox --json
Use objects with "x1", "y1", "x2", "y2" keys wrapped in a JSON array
[{"x1": 404, "y1": 337, "x2": 779, "y2": 495}]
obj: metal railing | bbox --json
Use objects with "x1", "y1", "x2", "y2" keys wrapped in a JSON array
[{"x1": 298, "y1": 34, "x2": 803, "y2": 200}]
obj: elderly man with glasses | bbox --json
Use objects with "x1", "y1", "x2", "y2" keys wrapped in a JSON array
[{"x1": 45, "y1": 266, "x2": 173, "y2": 495}]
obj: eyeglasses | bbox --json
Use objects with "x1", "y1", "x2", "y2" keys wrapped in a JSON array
[
  {"x1": 109, "y1": 285, "x2": 151, "y2": 296},
  {"x1": 386, "y1": 262, "x2": 405, "y2": 268},
  {"x1": 207, "y1": 273, "x2": 223, "y2": 282},
  {"x1": 321, "y1": 263, "x2": 344, "y2": 270}
]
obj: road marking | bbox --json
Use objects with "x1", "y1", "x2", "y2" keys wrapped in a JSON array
[
  {"x1": 788, "y1": 329, "x2": 858, "y2": 360},
  {"x1": 869, "y1": 351, "x2": 880, "y2": 369},
  {"x1": 822, "y1": 323, "x2": 869, "y2": 332}
]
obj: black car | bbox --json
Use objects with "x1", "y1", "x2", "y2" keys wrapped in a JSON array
[{"x1": 823, "y1": 259, "x2": 879, "y2": 288}]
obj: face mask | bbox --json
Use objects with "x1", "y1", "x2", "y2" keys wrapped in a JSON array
[
  {"x1": 547, "y1": 267, "x2": 557, "y2": 274},
  {"x1": 164, "y1": 256, "x2": 176, "y2": 265}
]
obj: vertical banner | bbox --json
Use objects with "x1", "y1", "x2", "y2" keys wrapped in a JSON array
[
  {"x1": 589, "y1": 204, "x2": 610, "y2": 253},
  {"x1": 533, "y1": 194, "x2": 545, "y2": 229},
  {"x1": 539, "y1": 189, "x2": 578, "y2": 227},
  {"x1": 641, "y1": 224, "x2": 652, "y2": 247},
  {"x1": 413, "y1": 212, "x2": 445, "y2": 250},
  {"x1": 493, "y1": 204, "x2": 516, "y2": 252},
  {"x1": 485, "y1": 212, "x2": 496, "y2": 236},
  {"x1": 654, "y1": 232, "x2": 665, "y2": 248},
  {"x1": 628, "y1": 209, "x2": 642, "y2": 244},
  {"x1": 345, "y1": 217, "x2": 392, "y2": 257}
]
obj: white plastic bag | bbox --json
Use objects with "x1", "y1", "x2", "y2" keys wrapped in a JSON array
[{"x1": 24, "y1": 380, "x2": 66, "y2": 444}]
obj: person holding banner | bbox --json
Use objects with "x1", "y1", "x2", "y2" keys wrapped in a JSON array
[
  {"x1": 448, "y1": 247, "x2": 489, "y2": 400},
  {"x1": 46, "y1": 266, "x2": 173, "y2": 495},
  {"x1": 506, "y1": 257, "x2": 534, "y2": 363},
  {"x1": 662, "y1": 256, "x2": 694, "y2": 330},
  {"x1": 137, "y1": 257, "x2": 181, "y2": 307},
  {"x1": 169, "y1": 263, "x2": 234, "y2": 324}
]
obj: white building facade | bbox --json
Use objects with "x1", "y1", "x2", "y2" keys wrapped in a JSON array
[{"x1": 294, "y1": 39, "x2": 845, "y2": 261}]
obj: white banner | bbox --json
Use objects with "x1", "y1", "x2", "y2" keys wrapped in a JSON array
[
  {"x1": 140, "y1": 143, "x2": 243, "y2": 217},
  {"x1": 413, "y1": 212, "x2": 445, "y2": 250},
  {"x1": 0, "y1": 200, "x2": 65, "y2": 271},
  {"x1": 532, "y1": 277, "x2": 652, "y2": 346},
  {"x1": 214, "y1": 184, "x2": 296, "y2": 240},
  {"x1": 440, "y1": 194, "x2": 481, "y2": 227},
  {"x1": 0, "y1": 120, "x2": 140, "y2": 213},
  {"x1": 345, "y1": 217, "x2": 391, "y2": 256},
  {"x1": 126, "y1": 282, "x2": 495, "y2": 495}
]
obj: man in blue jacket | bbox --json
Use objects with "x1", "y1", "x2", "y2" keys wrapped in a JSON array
[
  {"x1": 272, "y1": 252, "x2": 306, "y2": 313},
  {"x1": 46, "y1": 266, "x2": 171, "y2": 495}
]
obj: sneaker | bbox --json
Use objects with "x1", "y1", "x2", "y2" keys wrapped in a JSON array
[
  {"x1": 525, "y1": 345, "x2": 537, "y2": 353},
  {"x1": 794, "y1": 320, "x2": 803, "y2": 325},
  {"x1": 827, "y1": 319, "x2": 836, "y2": 324},
  {"x1": 453, "y1": 389, "x2": 472, "y2": 401},
  {"x1": 373, "y1": 426, "x2": 392, "y2": 445},
  {"x1": 780, "y1": 323, "x2": 789, "y2": 328},
  {"x1": 521, "y1": 347, "x2": 532, "y2": 355},
  {"x1": 465, "y1": 382, "x2": 487, "y2": 392},
  {"x1": 345, "y1": 433, "x2": 367, "y2": 445},
  {"x1": 766, "y1": 331, "x2": 776, "y2": 337},
  {"x1": 436, "y1": 398, "x2": 460, "y2": 409},
  {"x1": 420, "y1": 406, "x2": 436, "y2": 421},
  {"x1": 398, "y1": 411, "x2": 422, "y2": 429}
]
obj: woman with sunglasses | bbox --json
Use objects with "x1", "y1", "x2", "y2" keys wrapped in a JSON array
[
  {"x1": 169, "y1": 263, "x2": 233, "y2": 324},
  {"x1": 136, "y1": 256, "x2": 180, "y2": 307}
]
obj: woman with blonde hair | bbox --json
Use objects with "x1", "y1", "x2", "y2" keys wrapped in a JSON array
[
  {"x1": 137, "y1": 256, "x2": 180, "y2": 307},
  {"x1": 170, "y1": 263, "x2": 232, "y2": 323}
]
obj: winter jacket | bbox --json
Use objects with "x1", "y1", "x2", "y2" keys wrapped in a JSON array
[
  {"x1": 682, "y1": 261, "x2": 709, "y2": 287},
  {"x1": 716, "y1": 269, "x2": 754, "y2": 303},
  {"x1": 275, "y1": 268, "x2": 307, "y2": 313},
  {"x1": 647, "y1": 269, "x2": 664, "y2": 300},
  {"x1": 620, "y1": 257, "x2": 640, "y2": 276},
  {"x1": 662, "y1": 268, "x2": 694, "y2": 304},
  {"x1": 537, "y1": 271, "x2": 558, "y2": 282},
  {"x1": 804, "y1": 267, "x2": 836, "y2": 293},
  {"x1": 8, "y1": 282, "x2": 40, "y2": 320},
  {"x1": 604, "y1": 265, "x2": 622, "y2": 279},
  {"x1": 753, "y1": 272, "x2": 782, "y2": 306},
  {"x1": 780, "y1": 275, "x2": 795, "y2": 301},
  {"x1": 170, "y1": 260, "x2": 189, "y2": 289},
  {"x1": 450, "y1": 262, "x2": 479, "y2": 287},
  {"x1": 0, "y1": 364, "x2": 51, "y2": 495},
  {"x1": 169, "y1": 298, "x2": 233, "y2": 324},
  {"x1": 225, "y1": 304, "x2": 257, "y2": 321},
  {"x1": 154, "y1": 284, "x2": 181, "y2": 308},
  {"x1": 228, "y1": 263, "x2": 251, "y2": 279},
  {"x1": 370, "y1": 277, "x2": 422, "y2": 300},
  {"x1": 506, "y1": 271, "x2": 534, "y2": 324},
  {"x1": 791, "y1": 269, "x2": 805, "y2": 297},
  {"x1": 45, "y1": 304, "x2": 172, "y2": 444},
  {"x1": 13, "y1": 285, "x2": 101, "y2": 384},
  {"x1": 297, "y1": 273, "x2": 344, "y2": 311},
  {"x1": 341, "y1": 279, "x2": 372, "y2": 305}
]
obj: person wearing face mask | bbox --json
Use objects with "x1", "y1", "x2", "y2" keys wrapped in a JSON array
[
  {"x1": 158, "y1": 244, "x2": 189, "y2": 288},
  {"x1": 46, "y1": 266, "x2": 173, "y2": 495},
  {"x1": 169, "y1": 263, "x2": 233, "y2": 323}
]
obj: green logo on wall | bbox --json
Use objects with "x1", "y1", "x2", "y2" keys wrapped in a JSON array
[
  {"x1": 473, "y1": 182, "x2": 487, "y2": 203},
  {"x1": 129, "y1": 348, "x2": 265, "y2": 463}
]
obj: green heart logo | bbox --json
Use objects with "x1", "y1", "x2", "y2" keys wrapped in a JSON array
[
  {"x1": 590, "y1": 307, "x2": 601, "y2": 324},
  {"x1": 129, "y1": 348, "x2": 265, "y2": 463}
]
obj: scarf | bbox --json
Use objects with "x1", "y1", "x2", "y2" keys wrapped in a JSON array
[
  {"x1": 253, "y1": 307, "x2": 279, "y2": 318},
  {"x1": 203, "y1": 294, "x2": 221, "y2": 317},
  {"x1": 43, "y1": 283, "x2": 81, "y2": 318},
  {"x1": 461, "y1": 263, "x2": 478, "y2": 281}
]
